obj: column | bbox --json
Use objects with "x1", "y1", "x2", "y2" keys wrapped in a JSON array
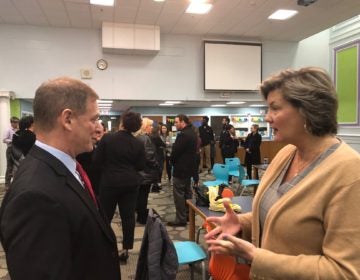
[{"x1": 0, "y1": 90, "x2": 15, "y2": 184}]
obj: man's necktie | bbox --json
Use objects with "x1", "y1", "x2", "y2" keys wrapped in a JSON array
[{"x1": 76, "y1": 161, "x2": 98, "y2": 208}]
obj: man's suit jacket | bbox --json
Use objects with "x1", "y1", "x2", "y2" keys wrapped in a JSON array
[
  {"x1": 0, "y1": 145, "x2": 121, "y2": 280},
  {"x1": 170, "y1": 125, "x2": 197, "y2": 179}
]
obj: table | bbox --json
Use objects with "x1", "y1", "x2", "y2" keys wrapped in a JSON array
[{"x1": 186, "y1": 196, "x2": 253, "y2": 241}]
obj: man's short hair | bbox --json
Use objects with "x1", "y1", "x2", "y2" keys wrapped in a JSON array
[
  {"x1": 10, "y1": 117, "x2": 19, "y2": 123},
  {"x1": 33, "y1": 77, "x2": 98, "y2": 132},
  {"x1": 203, "y1": 116, "x2": 209, "y2": 122},
  {"x1": 176, "y1": 114, "x2": 190, "y2": 125}
]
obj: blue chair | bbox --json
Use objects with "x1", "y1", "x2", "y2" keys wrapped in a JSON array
[
  {"x1": 225, "y1": 157, "x2": 241, "y2": 177},
  {"x1": 238, "y1": 164, "x2": 260, "y2": 196},
  {"x1": 203, "y1": 163, "x2": 229, "y2": 187},
  {"x1": 174, "y1": 241, "x2": 207, "y2": 280}
]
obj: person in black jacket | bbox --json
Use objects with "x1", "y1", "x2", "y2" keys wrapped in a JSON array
[
  {"x1": 135, "y1": 117, "x2": 161, "y2": 224},
  {"x1": 241, "y1": 124, "x2": 262, "y2": 179},
  {"x1": 168, "y1": 114, "x2": 197, "y2": 227},
  {"x1": 94, "y1": 110, "x2": 145, "y2": 264},
  {"x1": 198, "y1": 116, "x2": 214, "y2": 173},
  {"x1": 219, "y1": 116, "x2": 231, "y2": 163}
]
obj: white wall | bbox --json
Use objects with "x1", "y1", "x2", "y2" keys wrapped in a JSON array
[{"x1": 0, "y1": 24, "x2": 330, "y2": 102}]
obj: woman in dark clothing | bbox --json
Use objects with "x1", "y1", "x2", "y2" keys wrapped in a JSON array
[
  {"x1": 135, "y1": 117, "x2": 161, "y2": 224},
  {"x1": 221, "y1": 124, "x2": 239, "y2": 161},
  {"x1": 160, "y1": 124, "x2": 172, "y2": 184},
  {"x1": 93, "y1": 111, "x2": 145, "y2": 264},
  {"x1": 11, "y1": 115, "x2": 36, "y2": 176},
  {"x1": 241, "y1": 124, "x2": 262, "y2": 179},
  {"x1": 149, "y1": 125, "x2": 165, "y2": 188}
]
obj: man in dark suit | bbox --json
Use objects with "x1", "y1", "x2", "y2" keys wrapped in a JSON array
[
  {"x1": 168, "y1": 114, "x2": 197, "y2": 227},
  {"x1": 0, "y1": 77, "x2": 121, "y2": 280}
]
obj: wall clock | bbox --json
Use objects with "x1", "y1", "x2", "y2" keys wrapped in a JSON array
[{"x1": 96, "y1": 59, "x2": 108, "y2": 70}]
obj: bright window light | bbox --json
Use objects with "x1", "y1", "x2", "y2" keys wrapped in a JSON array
[
  {"x1": 268, "y1": 9, "x2": 298, "y2": 20},
  {"x1": 211, "y1": 104, "x2": 226, "y2": 107},
  {"x1": 90, "y1": 0, "x2": 114, "y2": 7},
  {"x1": 159, "y1": 103, "x2": 174, "y2": 106},
  {"x1": 186, "y1": 1, "x2": 213, "y2": 14}
]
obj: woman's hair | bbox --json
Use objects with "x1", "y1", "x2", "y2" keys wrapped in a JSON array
[
  {"x1": 252, "y1": 124, "x2": 259, "y2": 132},
  {"x1": 134, "y1": 117, "x2": 153, "y2": 136},
  {"x1": 19, "y1": 115, "x2": 34, "y2": 130},
  {"x1": 121, "y1": 111, "x2": 142, "y2": 133},
  {"x1": 260, "y1": 67, "x2": 338, "y2": 136},
  {"x1": 160, "y1": 124, "x2": 169, "y2": 136}
]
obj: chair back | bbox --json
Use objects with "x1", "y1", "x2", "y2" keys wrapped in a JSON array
[
  {"x1": 212, "y1": 163, "x2": 229, "y2": 182},
  {"x1": 225, "y1": 157, "x2": 241, "y2": 172}
]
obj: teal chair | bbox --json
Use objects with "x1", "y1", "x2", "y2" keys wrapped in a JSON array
[
  {"x1": 203, "y1": 163, "x2": 229, "y2": 187},
  {"x1": 174, "y1": 241, "x2": 207, "y2": 280},
  {"x1": 225, "y1": 157, "x2": 241, "y2": 177},
  {"x1": 238, "y1": 164, "x2": 260, "y2": 196}
]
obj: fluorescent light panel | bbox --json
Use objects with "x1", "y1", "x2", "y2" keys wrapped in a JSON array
[
  {"x1": 97, "y1": 100, "x2": 113, "y2": 104},
  {"x1": 159, "y1": 103, "x2": 174, "y2": 106},
  {"x1": 211, "y1": 104, "x2": 226, "y2": 107},
  {"x1": 226, "y1": 101, "x2": 245, "y2": 104},
  {"x1": 250, "y1": 104, "x2": 267, "y2": 107},
  {"x1": 186, "y1": 1, "x2": 213, "y2": 14},
  {"x1": 90, "y1": 0, "x2": 114, "y2": 6},
  {"x1": 165, "y1": 101, "x2": 181, "y2": 104},
  {"x1": 268, "y1": 9, "x2": 298, "y2": 20}
]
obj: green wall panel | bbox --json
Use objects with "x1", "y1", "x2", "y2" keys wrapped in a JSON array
[{"x1": 336, "y1": 45, "x2": 358, "y2": 124}]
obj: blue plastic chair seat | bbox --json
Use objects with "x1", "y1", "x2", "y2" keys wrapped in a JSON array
[
  {"x1": 174, "y1": 241, "x2": 207, "y2": 280},
  {"x1": 174, "y1": 241, "x2": 207, "y2": 265},
  {"x1": 203, "y1": 163, "x2": 229, "y2": 187}
]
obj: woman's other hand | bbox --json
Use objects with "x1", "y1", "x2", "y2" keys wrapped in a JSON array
[
  {"x1": 206, "y1": 234, "x2": 256, "y2": 262},
  {"x1": 205, "y1": 199, "x2": 242, "y2": 240}
]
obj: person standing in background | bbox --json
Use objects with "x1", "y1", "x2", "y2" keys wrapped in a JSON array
[
  {"x1": 241, "y1": 124, "x2": 262, "y2": 179},
  {"x1": 134, "y1": 117, "x2": 160, "y2": 224},
  {"x1": 199, "y1": 116, "x2": 214, "y2": 173},
  {"x1": 2, "y1": 116, "x2": 19, "y2": 189},
  {"x1": 94, "y1": 110, "x2": 145, "y2": 264},
  {"x1": 160, "y1": 124, "x2": 173, "y2": 185},
  {"x1": 0, "y1": 77, "x2": 121, "y2": 280},
  {"x1": 168, "y1": 114, "x2": 197, "y2": 227},
  {"x1": 11, "y1": 115, "x2": 36, "y2": 177},
  {"x1": 150, "y1": 124, "x2": 166, "y2": 191},
  {"x1": 219, "y1": 116, "x2": 231, "y2": 163}
]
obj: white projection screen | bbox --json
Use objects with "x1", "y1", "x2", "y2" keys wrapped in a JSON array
[{"x1": 204, "y1": 41, "x2": 262, "y2": 91}]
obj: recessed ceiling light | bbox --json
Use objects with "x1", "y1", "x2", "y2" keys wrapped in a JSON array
[
  {"x1": 159, "y1": 103, "x2": 174, "y2": 106},
  {"x1": 226, "y1": 101, "x2": 246, "y2": 105},
  {"x1": 268, "y1": 9, "x2": 298, "y2": 20},
  {"x1": 211, "y1": 104, "x2": 226, "y2": 107},
  {"x1": 153, "y1": 0, "x2": 165, "y2": 2},
  {"x1": 90, "y1": 0, "x2": 114, "y2": 6},
  {"x1": 186, "y1": 1, "x2": 213, "y2": 14}
]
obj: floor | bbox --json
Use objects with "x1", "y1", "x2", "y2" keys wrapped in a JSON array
[{"x1": 0, "y1": 171, "x2": 221, "y2": 280}]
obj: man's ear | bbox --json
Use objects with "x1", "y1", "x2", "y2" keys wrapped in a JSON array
[{"x1": 60, "y1": 109, "x2": 73, "y2": 131}]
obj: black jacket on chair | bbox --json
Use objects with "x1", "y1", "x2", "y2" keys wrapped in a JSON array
[
  {"x1": 0, "y1": 145, "x2": 121, "y2": 280},
  {"x1": 135, "y1": 209, "x2": 178, "y2": 280}
]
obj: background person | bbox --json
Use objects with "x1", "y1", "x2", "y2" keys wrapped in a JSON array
[
  {"x1": 168, "y1": 114, "x2": 197, "y2": 227},
  {"x1": 0, "y1": 77, "x2": 121, "y2": 279},
  {"x1": 134, "y1": 117, "x2": 160, "y2": 224},
  {"x1": 2, "y1": 116, "x2": 19, "y2": 189},
  {"x1": 241, "y1": 124, "x2": 262, "y2": 179},
  {"x1": 160, "y1": 124, "x2": 172, "y2": 185},
  {"x1": 94, "y1": 110, "x2": 145, "y2": 264},
  {"x1": 199, "y1": 116, "x2": 214, "y2": 173},
  {"x1": 205, "y1": 67, "x2": 360, "y2": 279}
]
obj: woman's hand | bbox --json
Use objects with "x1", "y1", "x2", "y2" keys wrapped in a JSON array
[
  {"x1": 207, "y1": 234, "x2": 256, "y2": 262},
  {"x1": 204, "y1": 199, "x2": 242, "y2": 240}
]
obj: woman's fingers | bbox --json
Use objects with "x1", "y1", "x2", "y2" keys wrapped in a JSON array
[{"x1": 204, "y1": 226, "x2": 222, "y2": 240}]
